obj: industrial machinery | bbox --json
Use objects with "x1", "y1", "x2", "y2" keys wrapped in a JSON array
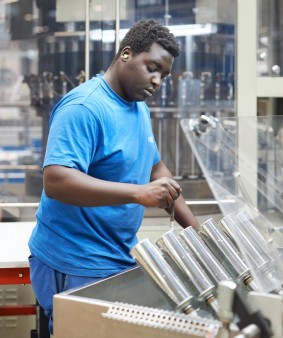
[
  {"x1": 1, "y1": 1, "x2": 283, "y2": 338},
  {"x1": 54, "y1": 115, "x2": 283, "y2": 338},
  {"x1": 53, "y1": 217, "x2": 282, "y2": 338}
]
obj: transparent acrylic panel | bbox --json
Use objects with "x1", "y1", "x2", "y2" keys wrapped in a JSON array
[
  {"x1": 180, "y1": 115, "x2": 283, "y2": 293},
  {"x1": 257, "y1": 0, "x2": 283, "y2": 76}
]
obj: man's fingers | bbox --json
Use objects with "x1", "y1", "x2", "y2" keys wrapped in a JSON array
[
  {"x1": 148, "y1": 177, "x2": 182, "y2": 208},
  {"x1": 168, "y1": 179, "x2": 182, "y2": 200}
]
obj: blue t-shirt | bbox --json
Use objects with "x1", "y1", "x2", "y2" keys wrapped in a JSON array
[{"x1": 28, "y1": 74, "x2": 160, "y2": 277}]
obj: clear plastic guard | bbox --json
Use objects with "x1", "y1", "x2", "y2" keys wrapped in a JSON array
[{"x1": 180, "y1": 115, "x2": 283, "y2": 293}]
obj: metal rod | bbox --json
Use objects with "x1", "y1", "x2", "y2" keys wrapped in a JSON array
[
  {"x1": 175, "y1": 117, "x2": 181, "y2": 178},
  {"x1": 115, "y1": 0, "x2": 120, "y2": 53},
  {"x1": 170, "y1": 201, "x2": 175, "y2": 230},
  {"x1": 0, "y1": 165, "x2": 40, "y2": 170},
  {"x1": 0, "y1": 203, "x2": 39, "y2": 208},
  {"x1": 85, "y1": 0, "x2": 90, "y2": 80},
  {"x1": 184, "y1": 199, "x2": 234, "y2": 205}
]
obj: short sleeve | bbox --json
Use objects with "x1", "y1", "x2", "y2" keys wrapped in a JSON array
[{"x1": 43, "y1": 104, "x2": 99, "y2": 173}]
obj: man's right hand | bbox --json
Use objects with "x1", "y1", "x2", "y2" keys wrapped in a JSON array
[{"x1": 134, "y1": 177, "x2": 182, "y2": 209}]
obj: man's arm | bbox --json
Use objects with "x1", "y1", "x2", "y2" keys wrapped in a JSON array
[
  {"x1": 43, "y1": 164, "x2": 181, "y2": 209},
  {"x1": 151, "y1": 161, "x2": 200, "y2": 230}
]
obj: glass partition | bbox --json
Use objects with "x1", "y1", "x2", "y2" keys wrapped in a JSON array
[
  {"x1": 180, "y1": 115, "x2": 283, "y2": 293},
  {"x1": 181, "y1": 115, "x2": 283, "y2": 215}
]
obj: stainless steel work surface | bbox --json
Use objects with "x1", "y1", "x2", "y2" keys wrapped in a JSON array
[{"x1": 66, "y1": 266, "x2": 176, "y2": 310}]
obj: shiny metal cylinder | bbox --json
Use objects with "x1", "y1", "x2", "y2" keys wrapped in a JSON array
[
  {"x1": 180, "y1": 226, "x2": 232, "y2": 283},
  {"x1": 156, "y1": 230, "x2": 216, "y2": 303},
  {"x1": 130, "y1": 238, "x2": 194, "y2": 314},
  {"x1": 236, "y1": 210, "x2": 272, "y2": 257},
  {"x1": 220, "y1": 214, "x2": 270, "y2": 271},
  {"x1": 223, "y1": 212, "x2": 283, "y2": 293},
  {"x1": 200, "y1": 218, "x2": 250, "y2": 283}
]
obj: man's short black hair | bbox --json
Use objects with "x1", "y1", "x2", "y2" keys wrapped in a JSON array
[{"x1": 116, "y1": 19, "x2": 180, "y2": 58}]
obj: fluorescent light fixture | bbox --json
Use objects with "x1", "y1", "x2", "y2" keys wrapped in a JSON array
[
  {"x1": 169, "y1": 23, "x2": 217, "y2": 37},
  {"x1": 3, "y1": 0, "x2": 19, "y2": 3},
  {"x1": 89, "y1": 23, "x2": 217, "y2": 42},
  {"x1": 89, "y1": 29, "x2": 116, "y2": 43}
]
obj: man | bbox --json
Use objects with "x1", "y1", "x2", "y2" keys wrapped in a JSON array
[{"x1": 28, "y1": 19, "x2": 199, "y2": 335}]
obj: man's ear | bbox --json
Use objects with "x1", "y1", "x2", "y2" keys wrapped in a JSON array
[
  {"x1": 120, "y1": 46, "x2": 131, "y2": 62},
  {"x1": 121, "y1": 52, "x2": 129, "y2": 61}
]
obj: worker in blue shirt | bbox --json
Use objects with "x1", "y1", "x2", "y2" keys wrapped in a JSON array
[{"x1": 28, "y1": 18, "x2": 199, "y2": 335}]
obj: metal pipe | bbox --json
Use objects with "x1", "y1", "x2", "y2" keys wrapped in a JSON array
[
  {"x1": 0, "y1": 203, "x2": 38, "y2": 208},
  {"x1": 115, "y1": 0, "x2": 120, "y2": 53},
  {"x1": 175, "y1": 117, "x2": 180, "y2": 178},
  {"x1": 156, "y1": 230, "x2": 219, "y2": 316},
  {"x1": 185, "y1": 198, "x2": 235, "y2": 206},
  {"x1": 180, "y1": 226, "x2": 232, "y2": 284},
  {"x1": 220, "y1": 214, "x2": 270, "y2": 271},
  {"x1": 85, "y1": 0, "x2": 90, "y2": 80},
  {"x1": 131, "y1": 238, "x2": 195, "y2": 314},
  {"x1": 0, "y1": 165, "x2": 40, "y2": 170},
  {"x1": 236, "y1": 210, "x2": 271, "y2": 254},
  {"x1": 200, "y1": 218, "x2": 253, "y2": 286},
  {"x1": 226, "y1": 211, "x2": 283, "y2": 295}
]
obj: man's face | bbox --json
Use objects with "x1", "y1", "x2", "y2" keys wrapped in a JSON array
[{"x1": 120, "y1": 43, "x2": 174, "y2": 102}]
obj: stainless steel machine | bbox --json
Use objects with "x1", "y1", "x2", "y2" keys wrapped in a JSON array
[
  {"x1": 53, "y1": 223, "x2": 283, "y2": 338},
  {"x1": 53, "y1": 265, "x2": 221, "y2": 338},
  {"x1": 53, "y1": 115, "x2": 283, "y2": 338}
]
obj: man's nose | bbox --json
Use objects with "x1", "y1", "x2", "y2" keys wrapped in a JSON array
[{"x1": 152, "y1": 74, "x2": 162, "y2": 88}]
